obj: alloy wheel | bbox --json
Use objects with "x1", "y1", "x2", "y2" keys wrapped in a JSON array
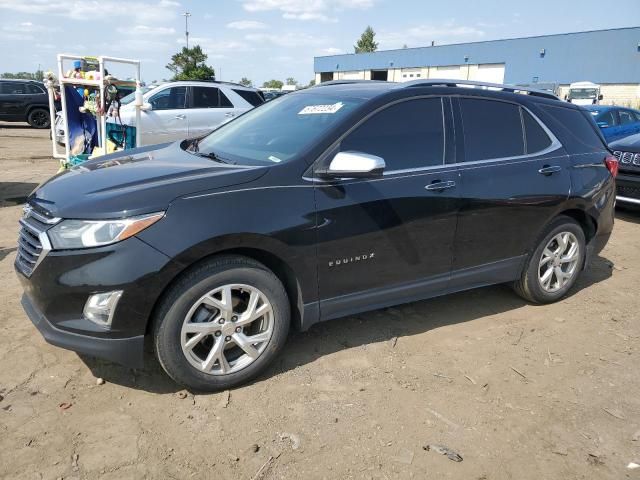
[
  {"x1": 31, "y1": 110, "x2": 49, "y2": 128},
  {"x1": 538, "y1": 232, "x2": 580, "y2": 292},
  {"x1": 180, "y1": 284, "x2": 274, "y2": 375}
]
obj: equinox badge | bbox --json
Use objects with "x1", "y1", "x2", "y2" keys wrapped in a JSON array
[{"x1": 328, "y1": 253, "x2": 375, "y2": 268}]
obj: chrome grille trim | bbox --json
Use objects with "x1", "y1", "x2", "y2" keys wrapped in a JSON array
[
  {"x1": 613, "y1": 151, "x2": 640, "y2": 170},
  {"x1": 16, "y1": 205, "x2": 60, "y2": 277}
]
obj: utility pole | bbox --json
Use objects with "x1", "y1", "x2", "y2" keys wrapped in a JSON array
[{"x1": 182, "y1": 12, "x2": 191, "y2": 49}]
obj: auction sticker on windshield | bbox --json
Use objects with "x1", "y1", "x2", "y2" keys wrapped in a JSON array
[{"x1": 298, "y1": 102, "x2": 344, "y2": 115}]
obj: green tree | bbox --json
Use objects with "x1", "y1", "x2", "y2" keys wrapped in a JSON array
[
  {"x1": 1, "y1": 71, "x2": 39, "y2": 80},
  {"x1": 166, "y1": 45, "x2": 216, "y2": 81},
  {"x1": 285, "y1": 77, "x2": 297, "y2": 86},
  {"x1": 307, "y1": 79, "x2": 316, "y2": 87},
  {"x1": 262, "y1": 79, "x2": 284, "y2": 89},
  {"x1": 354, "y1": 26, "x2": 378, "y2": 53},
  {"x1": 239, "y1": 77, "x2": 253, "y2": 87}
]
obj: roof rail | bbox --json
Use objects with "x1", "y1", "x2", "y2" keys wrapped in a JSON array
[
  {"x1": 313, "y1": 79, "x2": 384, "y2": 87},
  {"x1": 398, "y1": 79, "x2": 560, "y2": 100}
]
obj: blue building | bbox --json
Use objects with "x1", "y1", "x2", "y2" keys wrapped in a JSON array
[{"x1": 314, "y1": 27, "x2": 640, "y2": 105}]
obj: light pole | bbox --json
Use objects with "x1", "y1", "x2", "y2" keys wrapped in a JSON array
[{"x1": 182, "y1": 12, "x2": 191, "y2": 49}]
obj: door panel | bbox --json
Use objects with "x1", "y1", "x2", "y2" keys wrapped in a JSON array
[
  {"x1": 187, "y1": 86, "x2": 235, "y2": 137},
  {"x1": 452, "y1": 97, "x2": 572, "y2": 276},
  {"x1": 314, "y1": 96, "x2": 460, "y2": 315},
  {"x1": 143, "y1": 86, "x2": 188, "y2": 144}
]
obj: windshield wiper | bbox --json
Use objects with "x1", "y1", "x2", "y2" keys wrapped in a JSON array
[{"x1": 194, "y1": 151, "x2": 235, "y2": 164}]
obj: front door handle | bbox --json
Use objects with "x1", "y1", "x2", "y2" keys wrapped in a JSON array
[
  {"x1": 175, "y1": 114, "x2": 186, "y2": 120},
  {"x1": 538, "y1": 165, "x2": 561, "y2": 175},
  {"x1": 225, "y1": 112, "x2": 235, "y2": 118},
  {"x1": 425, "y1": 180, "x2": 456, "y2": 191}
]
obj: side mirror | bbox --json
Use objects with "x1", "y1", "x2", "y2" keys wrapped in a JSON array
[
  {"x1": 598, "y1": 94, "x2": 604, "y2": 101},
  {"x1": 317, "y1": 151, "x2": 385, "y2": 179},
  {"x1": 140, "y1": 102, "x2": 152, "y2": 112}
]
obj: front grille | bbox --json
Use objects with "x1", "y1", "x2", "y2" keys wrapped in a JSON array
[
  {"x1": 613, "y1": 150, "x2": 640, "y2": 167},
  {"x1": 16, "y1": 206, "x2": 59, "y2": 277}
]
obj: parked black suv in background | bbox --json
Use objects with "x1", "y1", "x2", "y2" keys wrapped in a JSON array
[
  {"x1": 0, "y1": 79, "x2": 51, "y2": 128},
  {"x1": 610, "y1": 133, "x2": 640, "y2": 207},
  {"x1": 15, "y1": 80, "x2": 616, "y2": 391}
]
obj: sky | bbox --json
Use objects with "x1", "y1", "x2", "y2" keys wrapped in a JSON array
[{"x1": 0, "y1": 0, "x2": 638, "y2": 86}]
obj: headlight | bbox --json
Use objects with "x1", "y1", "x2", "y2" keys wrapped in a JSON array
[{"x1": 48, "y1": 212, "x2": 164, "y2": 249}]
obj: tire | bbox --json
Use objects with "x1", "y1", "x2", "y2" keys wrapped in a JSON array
[
  {"x1": 513, "y1": 216, "x2": 586, "y2": 304},
  {"x1": 153, "y1": 255, "x2": 290, "y2": 391},
  {"x1": 27, "y1": 108, "x2": 50, "y2": 129}
]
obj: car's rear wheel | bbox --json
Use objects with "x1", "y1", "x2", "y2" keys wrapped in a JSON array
[
  {"x1": 27, "y1": 108, "x2": 50, "y2": 129},
  {"x1": 513, "y1": 216, "x2": 586, "y2": 304},
  {"x1": 153, "y1": 256, "x2": 290, "y2": 391}
]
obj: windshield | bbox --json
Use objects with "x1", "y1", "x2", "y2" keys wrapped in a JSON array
[
  {"x1": 191, "y1": 92, "x2": 366, "y2": 165},
  {"x1": 120, "y1": 85, "x2": 158, "y2": 105},
  {"x1": 568, "y1": 88, "x2": 598, "y2": 100}
]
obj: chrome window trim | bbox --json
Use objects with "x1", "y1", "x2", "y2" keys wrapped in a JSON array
[
  {"x1": 452, "y1": 97, "x2": 563, "y2": 166},
  {"x1": 310, "y1": 94, "x2": 449, "y2": 178}
]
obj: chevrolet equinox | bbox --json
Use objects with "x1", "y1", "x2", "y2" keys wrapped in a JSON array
[{"x1": 16, "y1": 80, "x2": 617, "y2": 391}]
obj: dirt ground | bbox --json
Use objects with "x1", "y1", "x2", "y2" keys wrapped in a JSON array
[{"x1": 0, "y1": 122, "x2": 639, "y2": 480}]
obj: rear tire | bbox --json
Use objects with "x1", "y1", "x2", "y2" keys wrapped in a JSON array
[
  {"x1": 27, "y1": 108, "x2": 50, "y2": 129},
  {"x1": 513, "y1": 216, "x2": 586, "y2": 304},
  {"x1": 153, "y1": 255, "x2": 290, "y2": 392}
]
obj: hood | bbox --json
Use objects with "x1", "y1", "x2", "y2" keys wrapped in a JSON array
[
  {"x1": 610, "y1": 133, "x2": 640, "y2": 152},
  {"x1": 29, "y1": 142, "x2": 268, "y2": 219}
]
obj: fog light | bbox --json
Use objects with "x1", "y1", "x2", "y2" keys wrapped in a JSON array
[{"x1": 83, "y1": 291, "x2": 123, "y2": 327}]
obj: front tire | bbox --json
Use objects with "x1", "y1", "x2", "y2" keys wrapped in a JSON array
[
  {"x1": 153, "y1": 256, "x2": 290, "y2": 391},
  {"x1": 27, "y1": 108, "x2": 50, "y2": 129},
  {"x1": 513, "y1": 216, "x2": 586, "y2": 304}
]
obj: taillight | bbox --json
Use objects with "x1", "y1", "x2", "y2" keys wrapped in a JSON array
[{"x1": 605, "y1": 154, "x2": 619, "y2": 178}]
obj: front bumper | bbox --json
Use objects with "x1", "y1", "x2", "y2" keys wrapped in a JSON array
[
  {"x1": 15, "y1": 235, "x2": 183, "y2": 367},
  {"x1": 616, "y1": 171, "x2": 640, "y2": 206},
  {"x1": 22, "y1": 293, "x2": 145, "y2": 367}
]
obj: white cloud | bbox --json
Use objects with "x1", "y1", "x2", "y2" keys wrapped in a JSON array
[
  {"x1": 245, "y1": 32, "x2": 326, "y2": 47},
  {"x1": 318, "y1": 47, "x2": 343, "y2": 55},
  {"x1": 117, "y1": 25, "x2": 176, "y2": 35},
  {"x1": 226, "y1": 20, "x2": 268, "y2": 30},
  {"x1": 241, "y1": 0, "x2": 373, "y2": 22},
  {"x1": 378, "y1": 22, "x2": 486, "y2": 49},
  {"x1": 0, "y1": 0, "x2": 181, "y2": 24},
  {"x1": 177, "y1": 36, "x2": 253, "y2": 55}
]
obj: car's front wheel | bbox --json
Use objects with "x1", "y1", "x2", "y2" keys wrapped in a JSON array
[
  {"x1": 27, "y1": 108, "x2": 50, "y2": 129},
  {"x1": 513, "y1": 216, "x2": 586, "y2": 304},
  {"x1": 153, "y1": 256, "x2": 290, "y2": 391}
]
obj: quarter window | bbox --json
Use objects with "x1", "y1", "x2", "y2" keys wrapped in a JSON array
[
  {"x1": 340, "y1": 98, "x2": 445, "y2": 171},
  {"x1": 459, "y1": 98, "x2": 524, "y2": 161},
  {"x1": 522, "y1": 110, "x2": 552, "y2": 154},
  {"x1": 26, "y1": 83, "x2": 45, "y2": 94},
  {"x1": 149, "y1": 86, "x2": 186, "y2": 110},
  {"x1": 232, "y1": 89, "x2": 265, "y2": 107}
]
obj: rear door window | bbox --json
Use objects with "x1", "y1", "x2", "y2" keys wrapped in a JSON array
[
  {"x1": 191, "y1": 86, "x2": 220, "y2": 108},
  {"x1": 522, "y1": 110, "x2": 552, "y2": 154},
  {"x1": 459, "y1": 98, "x2": 524, "y2": 161},
  {"x1": 340, "y1": 97, "x2": 445, "y2": 171},
  {"x1": 619, "y1": 110, "x2": 637, "y2": 125},
  {"x1": 26, "y1": 83, "x2": 45, "y2": 94}
]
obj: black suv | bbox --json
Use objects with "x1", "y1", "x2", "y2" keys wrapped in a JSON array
[
  {"x1": 0, "y1": 79, "x2": 51, "y2": 128},
  {"x1": 610, "y1": 133, "x2": 640, "y2": 207},
  {"x1": 15, "y1": 80, "x2": 616, "y2": 391}
]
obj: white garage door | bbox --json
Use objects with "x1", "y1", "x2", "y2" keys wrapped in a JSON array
[
  {"x1": 342, "y1": 71, "x2": 364, "y2": 80},
  {"x1": 435, "y1": 65, "x2": 464, "y2": 80},
  {"x1": 474, "y1": 64, "x2": 505, "y2": 84}
]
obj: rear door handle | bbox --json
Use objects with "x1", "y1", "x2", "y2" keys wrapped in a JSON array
[
  {"x1": 175, "y1": 114, "x2": 186, "y2": 120},
  {"x1": 425, "y1": 180, "x2": 456, "y2": 191},
  {"x1": 538, "y1": 165, "x2": 561, "y2": 175}
]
